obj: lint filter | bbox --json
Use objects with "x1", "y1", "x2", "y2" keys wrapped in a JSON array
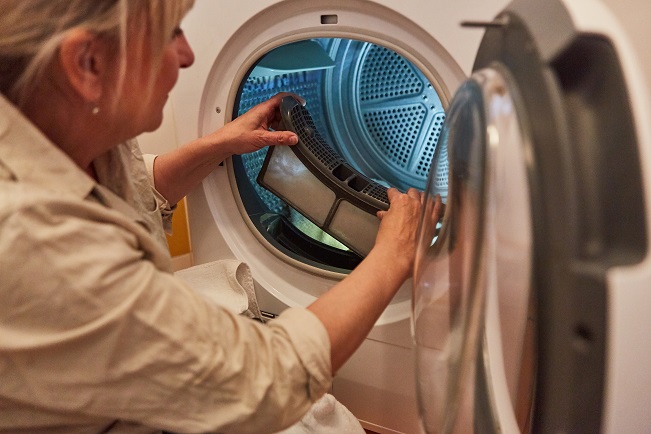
[{"x1": 257, "y1": 96, "x2": 390, "y2": 257}]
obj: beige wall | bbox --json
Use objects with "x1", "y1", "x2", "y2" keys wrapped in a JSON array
[{"x1": 599, "y1": 0, "x2": 650, "y2": 125}]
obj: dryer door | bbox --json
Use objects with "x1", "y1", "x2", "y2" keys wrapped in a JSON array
[
  {"x1": 413, "y1": 0, "x2": 648, "y2": 432},
  {"x1": 412, "y1": 73, "x2": 492, "y2": 434},
  {"x1": 413, "y1": 64, "x2": 533, "y2": 434}
]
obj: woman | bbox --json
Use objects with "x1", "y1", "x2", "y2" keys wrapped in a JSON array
[{"x1": 0, "y1": 1, "x2": 443, "y2": 433}]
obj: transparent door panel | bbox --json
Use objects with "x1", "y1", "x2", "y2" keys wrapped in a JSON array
[
  {"x1": 413, "y1": 68, "x2": 535, "y2": 433},
  {"x1": 413, "y1": 77, "x2": 488, "y2": 433}
]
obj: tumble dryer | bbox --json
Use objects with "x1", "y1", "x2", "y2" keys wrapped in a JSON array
[{"x1": 170, "y1": 1, "x2": 507, "y2": 433}]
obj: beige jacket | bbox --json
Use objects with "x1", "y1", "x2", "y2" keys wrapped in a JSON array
[{"x1": 0, "y1": 95, "x2": 331, "y2": 434}]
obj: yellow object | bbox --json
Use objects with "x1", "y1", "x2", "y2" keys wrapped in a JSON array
[{"x1": 166, "y1": 198, "x2": 191, "y2": 257}]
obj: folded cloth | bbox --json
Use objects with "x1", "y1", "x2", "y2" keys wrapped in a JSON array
[
  {"x1": 274, "y1": 394, "x2": 365, "y2": 434},
  {"x1": 177, "y1": 263, "x2": 361, "y2": 433},
  {"x1": 174, "y1": 260, "x2": 262, "y2": 319}
]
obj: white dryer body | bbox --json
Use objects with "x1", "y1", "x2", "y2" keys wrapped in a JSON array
[{"x1": 167, "y1": 1, "x2": 507, "y2": 432}]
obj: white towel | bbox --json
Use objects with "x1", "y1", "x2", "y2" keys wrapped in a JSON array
[
  {"x1": 275, "y1": 394, "x2": 365, "y2": 434},
  {"x1": 174, "y1": 260, "x2": 262, "y2": 319},
  {"x1": 177, "y1": 262, "x2": 363, "y2": 434}
]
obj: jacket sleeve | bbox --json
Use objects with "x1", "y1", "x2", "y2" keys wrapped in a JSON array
[
  {"x1": 142, "y1": 152, "x2": 175, "y2": 235},
  {"x1": 0, "y1": 191, "x2": 332, "y2": 434}
]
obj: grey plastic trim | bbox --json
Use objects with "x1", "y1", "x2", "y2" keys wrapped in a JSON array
[
  {"x1": 469, "y1": 1, "x2": 645, "y2": 432},
  {"x1": 507, "y1": 0, "x2": 576, "y2": 61}
]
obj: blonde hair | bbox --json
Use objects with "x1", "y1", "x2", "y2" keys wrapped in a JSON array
[{"x1": 0, "y1": 0, "x2": 195, "y2": 106}]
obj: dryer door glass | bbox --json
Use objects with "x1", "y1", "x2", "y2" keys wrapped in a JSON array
[
  {"x1": 413, "y1": 77, "x2": 488, "y2": 434},
  {"x1": 413, "y1": 67, "x2": 535, "y2": 433},
  {"x1": 232, "y1": 38, "x2": 447, "y2": 271},
  {"x1": 475, "y1": 68, "x2": 535, "y2": 434}
]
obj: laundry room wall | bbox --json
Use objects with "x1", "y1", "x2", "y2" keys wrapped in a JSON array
[
  {"x1": 137, "y1": 97, "x2": 193, "y2": 271},
  {"x1": 601, "y1": 0, "x2": 650, "y2": 88}
]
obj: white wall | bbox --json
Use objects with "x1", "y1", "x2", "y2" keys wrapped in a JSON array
[{"x1": 137, "y1": 97, "x2": 181, "y2": 155}]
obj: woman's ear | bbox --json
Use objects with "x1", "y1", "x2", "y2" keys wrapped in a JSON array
[{"x1": 58, "y1": 29, "x2": 110, "y2": 104}]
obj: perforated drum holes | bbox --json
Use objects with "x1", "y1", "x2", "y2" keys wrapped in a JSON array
[
  {"x1": 363, "y1": 104, "x2": 426, "y2": 168},
  {"x1": 359, "y1": 45, "x2": 424, "y2": 101},
  {"x1": 326, "y1": 39, "x2": 447, "y2": 191},
  {"x1": 418, "y1": 113, "x2": 446, "y2": 179}
]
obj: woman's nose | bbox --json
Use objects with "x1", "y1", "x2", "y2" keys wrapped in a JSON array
[{"x1": 177, "y1": 34, "x2": 195, "y2": 68}]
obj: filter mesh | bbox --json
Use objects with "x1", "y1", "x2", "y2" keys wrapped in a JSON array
[
  {"x1": 238, "y1": 68, "x2": 349, "y2": 250},
  {"x1": 238, "y1": 71, "x2": 327, "y2": 216},
  {"x1": 289, "y1": 104, "x2": 342, "y2": 171},
  {"x1": 362, "y1": 183, "x2": 390, "y2": 203}
]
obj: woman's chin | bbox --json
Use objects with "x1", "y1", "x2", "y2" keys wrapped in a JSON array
[{"x1": 141, "y1": 113, "x2": 165, "y2": 134}]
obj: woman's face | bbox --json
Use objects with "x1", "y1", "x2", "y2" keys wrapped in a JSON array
[{"x1": 112, "y1": 25, "x2": 195, "y2": 138}]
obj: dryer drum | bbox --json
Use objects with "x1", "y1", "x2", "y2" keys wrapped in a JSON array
[
  {"x1": 325, "y1": 39, "x2": 447, "y2": 191},
  {"x1": 233, "y1": 38, "x2": 448, "y2": 267}
]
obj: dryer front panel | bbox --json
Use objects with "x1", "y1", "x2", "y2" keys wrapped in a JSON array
[
  {"x1": 413, "y1": 65, "x2": 534, "y2": 434},
  {"x1": 189, "y1": 0, "x2": 487, "y2": 324},
  {"x1": 176, "y1": 2, "x2": 510, "y2": 433}
]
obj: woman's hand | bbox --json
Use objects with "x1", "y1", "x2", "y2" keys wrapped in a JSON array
[
  {"x1": 152, "y1": 93, "x2": 302, "y2": 204},
  {"x1": 308, "y1": 188, "x2": 443, "y2": 373},
  {"x1": 211, "y1": 92, "x2": 302, "y2": 157},
  {"x1": 374, "y1": 188, "x2": 444, "y2": 281}
]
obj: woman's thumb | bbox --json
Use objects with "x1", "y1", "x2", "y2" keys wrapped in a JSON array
[{"x1": 266, "y1": 131, "x2": 298, "y2": 146}]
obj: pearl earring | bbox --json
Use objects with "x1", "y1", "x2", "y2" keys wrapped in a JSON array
[{"x1": 92, "y1": 106, "x2": 100, "y2": 115}]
